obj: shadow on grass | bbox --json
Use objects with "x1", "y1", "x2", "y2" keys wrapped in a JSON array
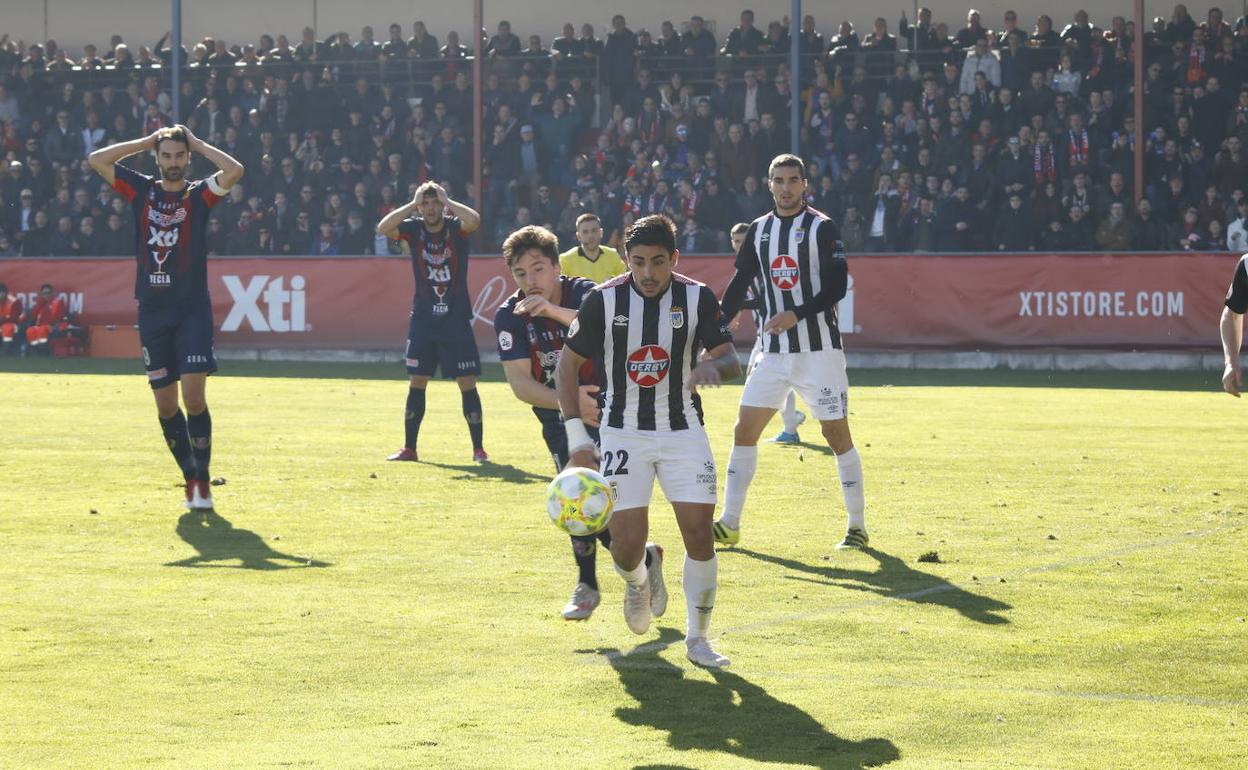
[
  {"x1": 420, "y1": 460, "x2": 548, "y2": 484},
  {"x1": 731, "y1": 547, "x2": 1010, "y2": 625},
  {"x1": 595, "y1": 628, "x2": 900, "y2": 769},
  {"x1": 165, "y1": 511, "x2": 331, "y2": 570}
]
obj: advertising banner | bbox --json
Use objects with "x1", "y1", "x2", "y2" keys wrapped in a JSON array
[{"x1": 1, "y1": 253, "x2": 1235, "y2": 353}]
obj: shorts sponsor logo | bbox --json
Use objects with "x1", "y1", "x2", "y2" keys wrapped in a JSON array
[
  {"x1": 221, "y1": 275, "x2": 309, "y2": 333},
  {"x1": 185, "y1": 354, "x2": 208, "y2": 364},
  {"x1": 770, "y1": 255, "x2": 800, "y2": 291},
  {"x1": 695, "y1": 459, "x2": 716, "y2": 487},
  {"x1": 405, "y1": 357, "x2": 420, "y2": 367},
  {"x1": 498, "y1": 331, "x2": 513, "y2": 351},
  {"x1": 147, "y1": 367, "x2": 167, "y2": 380},
  {"x1": 670, "y1": 307, "x2": 684, "y2": 329},
  {"x1": 608, "y1": 480, "x2": 619, "y2": 501},
  {"x1": 626, "y1": 345, "x2": 670, "y2": 387}
]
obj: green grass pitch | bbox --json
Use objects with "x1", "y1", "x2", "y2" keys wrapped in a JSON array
[{"x1": 1, "y1": 359, "x2": 1246, "y2": 769}]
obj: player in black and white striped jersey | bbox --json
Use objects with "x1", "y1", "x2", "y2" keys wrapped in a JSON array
[
  {"x1": 556, "y1": 215, "x2": 741, "y2": 668},
  {"x1": 716, "y1": 154, "x2": 869, "y2": 551},
  {"x1": 730, "y1": 222, "x2": 806, "y2": 443}
]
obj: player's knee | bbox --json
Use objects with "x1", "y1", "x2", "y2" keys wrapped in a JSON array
[
  {"x1": 822, "y1": 422, "x2": 853, "y2": 454},
  {"x1": 409, "y1": 376, "x2": 429, "y2": 389},
  {"x1": 183, "y1": 395, "x2": 207, "y2": 414},
  {"x1": 456, "y1": 376, "x2": 477, "y2": 391},
  {"x1": 733, "y1": 421, "x2": 760, "y2": 446}
]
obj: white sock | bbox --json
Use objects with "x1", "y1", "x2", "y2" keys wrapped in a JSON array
[
  {"x1": 836, "y1": 447, "x2": 866, "y2": 530},
  {"x1": 718, "y1": 444, "x2": 758, "y2": 529},
  {"x1": 781, "y1": 390, "x2": 801, "y2": 433},
  {"x1": 683, "y1": 554, "x2": 718, "y2": 640},
  {"x1": 615, "y1": 558, "x2": 647, "y2": 588}
]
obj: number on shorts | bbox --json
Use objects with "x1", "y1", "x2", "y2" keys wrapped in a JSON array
[{"x1": 602, "y1": 449, "x2": 630, "y2": 476}]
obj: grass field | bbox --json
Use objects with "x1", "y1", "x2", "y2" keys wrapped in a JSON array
[{"x1": 1, "y1": 359, "x2": 1246, "y2": 769}]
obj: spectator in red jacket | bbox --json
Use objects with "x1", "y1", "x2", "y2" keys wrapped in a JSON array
[
  {"x1": 25, "y1": 283, "x2": 69, "y2": 352},
  {"x1": 0, "y1": 282, "x2": 25, "y2": 354}
]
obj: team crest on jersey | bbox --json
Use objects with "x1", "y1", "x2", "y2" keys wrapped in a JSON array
[
  {"x1": 670, "y1": 307, "x2": 684, "y2": 329},
  {"x1": 794, "y1": 228, "x2": 806, "y2": 244},
  {"x1": 626, "y1": 345, "x2": 670, "y2": 388},
  {"x1": 770, "y1": 255, "x2": 800, "y2": 290}
]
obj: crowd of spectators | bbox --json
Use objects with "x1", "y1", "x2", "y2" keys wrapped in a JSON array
[{"x1": 2, "y1": 4, "x2": 1248, "y2": 258}]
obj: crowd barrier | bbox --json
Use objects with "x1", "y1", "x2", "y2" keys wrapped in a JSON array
[{"x1": 0, "y1": 253, "x2": 1236, "y2": 354}]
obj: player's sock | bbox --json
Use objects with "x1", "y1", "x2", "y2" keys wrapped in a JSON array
[
  {"x1": 781, "y1": 391, "x2": 801, "y2": 433},
  {"x1": 461, "y1": 388, "x2": 484, "y2": 449},
  {"x1": 683, "y1": 554, "x2": 718, "y2": 639},
  {"x1": 836, "y1": 447, "x2": 866, "y2": 530},
  {"x1": 187, "y1": 408, "x2": 212, "y2": 483},
  {"x1": 719, "y1": 444, "x2": 759, "y2": 529},
  {"x1": 159, "y1": 409, "x2": 196, "y2": 481},
  {"x1": 571, "y1": 535, "x2": 599, "y2": 591},
  {"x1": 404, "y1": 387, "x2": 426, "y2": 450},
  {"x1": 615, "y1": 558, "x2": 648, "y2": 587}
]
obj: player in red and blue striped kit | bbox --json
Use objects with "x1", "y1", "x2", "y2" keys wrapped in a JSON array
[{"x1": 89, "y1": 125, "x2": 244, "y2": 511}]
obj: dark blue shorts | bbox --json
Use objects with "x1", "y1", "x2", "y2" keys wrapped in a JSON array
[
  {"x1": 404, "y1": 313, "x2": 481, "y2": 378},
  {"x1": 139, "y1": 298, "x2": 218, "y2": 390}
]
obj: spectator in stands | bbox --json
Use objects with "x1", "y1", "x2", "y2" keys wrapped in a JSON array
[
  {"x1": 1228, "y1": 199, "x2": 1248, "y2": 251},
  {"x1": 1096, "y1": 202, "x2": 1133, "y2": 250},
  {"x1": 994, "y1": 192, "x2": 1036, "y2": 250},
  {"x1": 1131, "y1": 198, "x2": 1169, "y2": 250}
]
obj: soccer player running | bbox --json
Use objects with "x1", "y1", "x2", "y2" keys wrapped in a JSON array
[
  {"x1": 559, "y1": 212, "x2": 625, "y2": 284},
  {"x1": 556, "y1": 214, "x2": 741, "y2": 668},
  {"x1": 495, "y1": 225, "x2": 613, "y2": 619},
  {"x1": 730, "y1": 221, "x2": 806, "y2": 443},
  {"x1": 88, "y1": 125, "x2": 243, "y2": 510},
  {"x1": 715, "y1": 154, "x2": 866, "y2": 550},
  {"x1": 1221, "y1": 253, "x2": 1248, "y2": 397},
  {"x1": 377, "y1": 182, "x2": 487, "y2": 463}
]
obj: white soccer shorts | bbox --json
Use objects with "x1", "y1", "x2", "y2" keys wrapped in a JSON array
[
  {"x1": 598, "y1": 426, "x2": 718, "y2": 510},
  {"x1": 740, "y1": 348, "x2": 849, "y2": 421}
]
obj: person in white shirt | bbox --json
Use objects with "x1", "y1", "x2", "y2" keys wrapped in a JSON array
[
  {"x1": 959, "y1": 37, "x2": 1001, "y2": 94},
  {"x1": 1227, "y1": 200, "x2": 1248, "y2": 252}
]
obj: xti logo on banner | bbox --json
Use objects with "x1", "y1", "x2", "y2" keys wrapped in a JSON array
[{"x1": 220, "y1": 275, "x2": 308, "y2": 332}]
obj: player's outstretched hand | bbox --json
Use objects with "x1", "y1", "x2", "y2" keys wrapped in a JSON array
[
  {"x1": 578, "y1": 385, "x2": 601, "y2": 427},
  {"x1": 763, "y1": 310, "x2": 798, "y2": 334},
  {"x1": 1224, "y1": 363, "x2": 1242, "y2": 397},
  {"x1": 569, "y1": 448, "x2": 598, "y2": 470}
]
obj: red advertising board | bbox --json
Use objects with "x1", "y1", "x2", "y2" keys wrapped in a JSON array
[{"x1": 0, "y1": 253, "x2": 1236, "y2": 352}]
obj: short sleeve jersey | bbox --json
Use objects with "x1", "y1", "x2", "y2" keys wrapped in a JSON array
[
  {"x1": 494, "y1": 275, "x2": 600, "y2": 388},
  {"x1": 1226, "y1": 255, "x2": 1248, "y2": 314},
  {"x1": 396, "y1": 214, "x2": 471, "y2": 322},
  {"x1": 112, "y1": 162, "x2": 223, "y2": 307}
]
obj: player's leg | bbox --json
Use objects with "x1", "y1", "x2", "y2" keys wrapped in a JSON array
[
  {"x1": 175, "y1": 302, "x2": 219, "y2": 509},
  {"x1": 659, "y1": 430, "x2": 729, "y2": 667},
  {"x1": 602, "y1": 431, "x2": 660, "y2": 634},
  {"x1": 142, "y1": 310, "x2": 196, "y2": 505},
  {"x1": 447, "y1": 321, "x2": 486, "y2": 461},
  {"x1": 391, "y1": 323, "x2": 435, "y2": 460},
  {"x1": 716, "y1": 353, "x2": 791, "y2": 542},
  {"x1": 772, "y1": 389, "x2": 806, "y2": 442},
  {"x1": 793, "y1": 349, "x2": 868, "y2": 548}
]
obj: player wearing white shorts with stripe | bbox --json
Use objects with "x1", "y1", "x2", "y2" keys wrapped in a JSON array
[
  {"x1": 715, "y1": 154, "x2": 868, "y2": 551},
  {"x1": 730, "y1": 222, "x2": 805, "y2": 443},
  {"x1": 557, "y1": 214, "x2": 741, "y2": 668}
]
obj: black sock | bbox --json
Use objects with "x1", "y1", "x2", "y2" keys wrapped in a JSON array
[
  {"x1": 571, "y1": 535, "x2": 599, "y2": 589},
  {"x1": 159, "y1": 409, "x2": 196, "y2": 481},
  {"x1": 404, "y1": 387, "x2": 426, "y2": 450},
  {"x1": 187, "y1": 408, "x2": 212, "y2": 482},
  {"x1": 461, "y1": 388, "x2": 484, "y2": 450}
]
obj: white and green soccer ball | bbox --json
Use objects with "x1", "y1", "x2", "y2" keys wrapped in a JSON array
[{"x1": 546, "y1": 466, "x2": 614, "y2": 536}]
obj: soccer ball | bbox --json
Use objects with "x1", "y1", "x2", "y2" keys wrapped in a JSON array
[{"x1": 546, "y1": 466, "x2": 614, "y2": 536}]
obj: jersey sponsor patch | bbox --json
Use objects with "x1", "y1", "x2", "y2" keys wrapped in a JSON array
[
  {"x1": 770, "y1": 255, "x2": 800, "y2": 291},
  {"x1": 498, "y1": 331, "x2": 513, "y2": 350},
  {"x1": 626, "y1": 345, "x2": 670, "y2": 388}
]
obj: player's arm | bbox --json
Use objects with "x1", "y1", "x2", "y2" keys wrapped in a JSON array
[
  {"x1": 1221, "y1": 256, "x2": 1248, "y2": 397},
  {"x1": 766, "y1": 223, "x2": 849, "y2": 334},
  {"x1": 183, "y1": 125, "x2": 244, "y2": 191},
  {"x1": 502, "y1": 359, "x2": 561, "y2": 409},
  {"x1": 513, "y1": 294, "x2": 577, "y2": 327},
  {"x1": 376, "y1": 197, "x2": 421, "y2": 240},
  {"x1": 432, "y1": 183, "x2": 481, "y2": 235},
  {"x1": 689, "y1": 287, "x2": 743, "y2": 387},
  {"x1": 720, "y1": 223, "x2": 761, "y2": 320},
  {"x1": 556, "y1": 292, "x2": 606, "y2": 466},
  {"x1": 88, "y1": 131, "x2": 158, "y2": 186}
]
